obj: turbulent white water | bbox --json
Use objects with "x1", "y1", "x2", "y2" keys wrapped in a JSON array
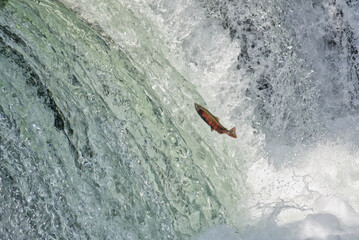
[{"x1": 1, "y1": 0, "x2": 359, "y2": 239}]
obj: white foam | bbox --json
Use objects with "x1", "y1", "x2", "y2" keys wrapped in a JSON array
[
  {"x1": 197, "y1": 200, "x2": 359, "y2": 240},
  {"x1": 236, "y1": 140, "x2": 359, "y2": 239}
]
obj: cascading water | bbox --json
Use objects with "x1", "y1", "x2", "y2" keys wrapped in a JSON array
[{"x1": 1, "y1": 0, "x2": 359, "y2": 239}]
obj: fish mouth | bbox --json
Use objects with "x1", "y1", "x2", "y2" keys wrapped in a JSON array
[{"x1": 194, "y1": 103, "x2": 200, "y2": 111}]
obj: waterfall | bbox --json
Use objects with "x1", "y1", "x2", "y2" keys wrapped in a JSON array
[{"x1": 1, "y1": 0, "x2": 359, "y2": 239}]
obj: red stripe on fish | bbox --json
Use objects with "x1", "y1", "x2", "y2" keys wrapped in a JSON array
[{"x1": 194, "y1": 103, "x2": 237, "y2": 138}]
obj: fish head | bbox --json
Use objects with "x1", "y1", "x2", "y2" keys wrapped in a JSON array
[{"x1": 194, "y1": 103, "x2": 200, "y2": 111}]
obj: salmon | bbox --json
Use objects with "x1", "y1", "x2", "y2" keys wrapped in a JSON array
[{"x1": 194, "y1": 103, "x2": 237, "y2": 138}]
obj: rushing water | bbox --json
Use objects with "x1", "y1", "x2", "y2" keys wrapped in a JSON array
[{"x1": 1, "y1": 0, "x2": 359, "y2": 239}]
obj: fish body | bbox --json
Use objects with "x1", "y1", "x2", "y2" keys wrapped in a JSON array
[{"x1": 194, "y1": 103, "x2": 237, "y2": 138}]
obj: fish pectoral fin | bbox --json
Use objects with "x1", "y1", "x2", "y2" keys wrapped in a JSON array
[
  {"x1": 215, "y1": 117, "x2": 220, "y2": 122},
  {"x1": 211, "y1": 127, "x2": 214, "y2": 131}
]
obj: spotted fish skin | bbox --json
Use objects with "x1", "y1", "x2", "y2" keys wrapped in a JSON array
[{"x1": 194, "y1": 103, "x2": 237, "y2": 138}]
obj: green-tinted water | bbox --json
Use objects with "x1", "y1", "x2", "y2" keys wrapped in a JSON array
[{"x1": 0, "y1": 0, "x2": 244, "y2": 239}]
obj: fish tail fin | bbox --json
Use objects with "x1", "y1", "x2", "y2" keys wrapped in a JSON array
[{"x1": 228, "y1": 127, "x2": 237, "y2": 138}]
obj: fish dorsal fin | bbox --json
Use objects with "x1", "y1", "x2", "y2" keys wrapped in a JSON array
[{"x1": 215, "y1": 117, "x2": 220, "y2": 122}]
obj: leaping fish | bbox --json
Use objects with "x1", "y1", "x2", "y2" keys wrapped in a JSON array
[{"x1": 194, "y1": 103, "x2": 237, "y2": 138}]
